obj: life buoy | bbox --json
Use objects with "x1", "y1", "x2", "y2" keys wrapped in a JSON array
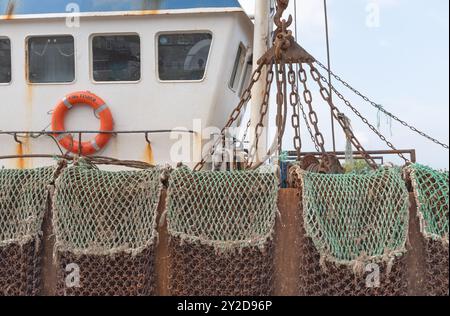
[{"x1": 52, "y1": 91, "x2": 114, "y2": 156}]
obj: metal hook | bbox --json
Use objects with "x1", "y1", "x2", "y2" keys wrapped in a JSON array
[
  {"x1": 13, "y1": 133, "x2": 23, "y2": 145},
  {"x1": 145, "y1": 132, "x2": 151, "y2": 145}
]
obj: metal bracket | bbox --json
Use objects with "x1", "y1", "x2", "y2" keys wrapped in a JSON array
[{"x1": 258, "y1": 40, "x2": 315, "y2": 65}]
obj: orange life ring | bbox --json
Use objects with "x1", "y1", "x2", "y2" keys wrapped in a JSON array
[{"x1": 52, "y1": 91, "x2": 114, "y2": 156}]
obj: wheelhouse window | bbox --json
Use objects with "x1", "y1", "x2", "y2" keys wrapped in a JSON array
[
  {"x1": 0, "y1": 37, "x2": 11, "y2": 83},
  {"x1": 27, "y1": 35, "x2": 75, "y2": 83},
  {"x1": 158, "y1": 33, "x2": 212, "y2": 81},
  {"x1": 229, "y1": 44, "x2": 246, "y2": 92},
  {"x1": 238, "y1": 59, "x2": 253, "y2": 97},
  {"x1": 92, "y1": 35, "x2": 141, "y2": 82}
]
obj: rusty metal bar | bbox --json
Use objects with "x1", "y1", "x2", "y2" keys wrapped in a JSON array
[
  {"x1": 0, "y1": 129, "x2": 195, "y2": 135},
  {"x1": 287, "y1": 149, "x2": 417, "y2": 163},
  {"x1": 274, "y1": 189, "x2": 301, "y2": 295},
  {"x1": 155, "y1": 190, "x2": 170, "y2": 296},
  {"x1": 406, "y1": 193, "x2": 426, "y2": 296},
  {"x1": 285, "y1": 154, "x2": 385, "y2": 164}
]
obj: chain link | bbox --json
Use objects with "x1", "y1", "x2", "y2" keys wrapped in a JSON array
[
  {"x1": 247, "y1": 63, "x2": 275, "y2": 166},
  {"x1": 317, "y1": 72, "x2": 410, "y2": 163},
  {"x1": 288, "y1": 63, "x2": 302, "y2": 160},
  {"x1": 315, "y1": 60, "x2": 449, "y2": 150},
  {"x1": 298, "y1": 63, "x2": 326, "y2": 153},
  {"x1": 308, "y1": 63, "x2": 379, "y2": 169},
  {"x1": 275, "y1": 62, "x2": 288, "y2": 156}
]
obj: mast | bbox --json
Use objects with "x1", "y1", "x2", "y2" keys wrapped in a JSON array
[{"x1": 249, "y1": 0, "x2": 273, "y2": 164}]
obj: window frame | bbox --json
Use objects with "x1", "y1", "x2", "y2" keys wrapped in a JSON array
[
  {"x1": 156, "y1": 30, "x2": 214, "y2": 83},
  {"x1": 237, "y1": 57, "x2": 253, "y2": 97},
  {"x1": 0, "y1": 36, "x2": 12, "y2": 85},
  {"x1": 228, "y1": 43, "x2": 246, "y2": 93},
  {"x1": 25, "y1": 34, "x2": 77, "y2": 85},
  {"x1": 89, "y1": 32, "x2": 142, "y2": 84}
]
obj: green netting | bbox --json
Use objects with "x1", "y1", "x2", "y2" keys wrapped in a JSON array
[
  {"x1": 166, "y1": 166, "x2": 278, "y2": 250},
  {"x1": 0, "y1": 167, "x2": 55, "y2": 246},
  {"x1": 407, "y1": 164, "x2": 449, "y2": 242},
  {"x1": 53, "y1": 165, "x2": 163, "y2": 256},
  {"x1": 299, "y1": 167, "x2": 410, "y2": 266}
]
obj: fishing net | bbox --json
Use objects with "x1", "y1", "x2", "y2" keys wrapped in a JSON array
[
  {"x1": 407, "y1": 164, "x2": 449, "y2": 296},
  {"x1": 52, "y1": 164, "x2": 162, "y2": 296},
  {"x1": 166, "y1": 167, "x2": 278, "y2": 296},
  {"x1": 0, "y1": 167, "x2": 55, "y2": 296},
  {"x1": 291, "y1": 166, "x2": 410, "y2": 296}
]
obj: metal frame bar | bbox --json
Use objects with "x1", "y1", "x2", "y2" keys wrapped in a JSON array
[
  {"x1": 0, "y1": 129, "x2": 195, "y2": 135},
  {"x1": 286, "y1": 149, "x2": 417, "y2": 163}
]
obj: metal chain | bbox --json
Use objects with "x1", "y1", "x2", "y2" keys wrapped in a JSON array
[
  {"x1": 288, "y1": 63, "x2": 302, "y2": 160},
  {"x1": 318, "y1": 72, "x2": 410, "y2": 163},
  {"x1": 308, "y1": 62, "x2": 378, "y2": 169},
  {"x1": 275, "y1": 61, "x2": 288, "y2": 156},
  {"x1": 315, "y1": 60, "x2": 449, "y2": 150},
  {"x1": 298, "y1": 62, "x2": 326, "y2": 153},
  {"x1": 247, "y1": 63, "x2": 275, "y2": 166},
  {"x1": 194, "y1": 63, "x2": 264, "y2": 171},
  {"x1": 295, "y1": 63, "x2": 320, "y2": 152},
  {"x1": 299, "y1": 100, "x2": 321, "y2": 152}
]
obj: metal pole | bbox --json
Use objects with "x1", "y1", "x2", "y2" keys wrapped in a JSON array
[
  {"x1": 323, "y1": 0, "x2": 336, "y2": 152},
  {"x1": 250, "y1": 0, "x2": 272, "y2": 163}
]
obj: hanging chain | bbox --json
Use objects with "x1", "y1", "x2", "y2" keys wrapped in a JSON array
[
  {"x1": 275, "y1": 61, "x2": 288, "y2": 156},
  {"x1": 296, "y1": 65, "x2": 320, "y2": 153},
  {"x1": 298, "y1": 63, "x2": 326, "y2": 153},
  {"x1": 288, "y1": 63, "x2": 302, "y2": 160},
  {"x1": 194, "y1": 63, "x2": 264, "y2": 171},
  {"x1": 308, "y1": 62, "x2": 379, "y2": 169},
  {"x1": 247, "y1": 63, "x2": 275, "y2": 166},
  {"x1": 315, "y1": 60, "x2": 449, "y2": 150},
  {"x1": 317, "y1": 71, "x2": 410, "y2": 163},
  {"x1": 299, "y1": 100, "x2": 321, "y2": 152}
]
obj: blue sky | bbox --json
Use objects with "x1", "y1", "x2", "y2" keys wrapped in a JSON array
[{"x1": 239, "y1": 0, "x2": 449, "y2": 168}]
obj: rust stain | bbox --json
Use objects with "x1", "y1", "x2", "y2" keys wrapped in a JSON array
[
  {"x1": 16, "y1": 143, "x2": 25, "y2": 169},
  {"x1": 15, "y1": 136, "x2": 31, "y2": 169},
  {"x1": 26, "y1": 84, "x2": 33, "y2": 106},
  {"x1": 3, "y1": 0, "x2": 15, "y2": 20},
  {"x1": 142, "y1": 0, "x2": 162, "y2": 11},
  {"x1": 25, "y1": 84, "x2": 33, "y2": 129},
  {"x1": 134, "y1": 0, "x2": 161, "y2": 15},
  {"x1": 123, "y1": 9, "x2": 159, "y2": 16},
  {"x1": 143, "y1": 143, "x2": 155, "y2": 165}
]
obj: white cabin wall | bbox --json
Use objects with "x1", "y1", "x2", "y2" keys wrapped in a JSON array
[
  {"x1": 0, "y1": 12, "x2": 254, "y2": 169},
  {"x1": 208, "y1": 12, "x2": 254, "y2": 131}
]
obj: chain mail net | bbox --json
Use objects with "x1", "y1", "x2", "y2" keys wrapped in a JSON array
[
  {"x1": 52, "y1": 164, "x2": 162, "y2": 296},
  {"x1": 407, "y1": 164, "x2": 449, "y2": 296},
  {"x1": 166, "y1": 167, "x2": 278, "y2": 296},
  {"x1": 290, "y1": 166, "x2": 410, "y2": 296},
  {"x1": 0, "y1": 167, "x2": 55, "y2": 296}
]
